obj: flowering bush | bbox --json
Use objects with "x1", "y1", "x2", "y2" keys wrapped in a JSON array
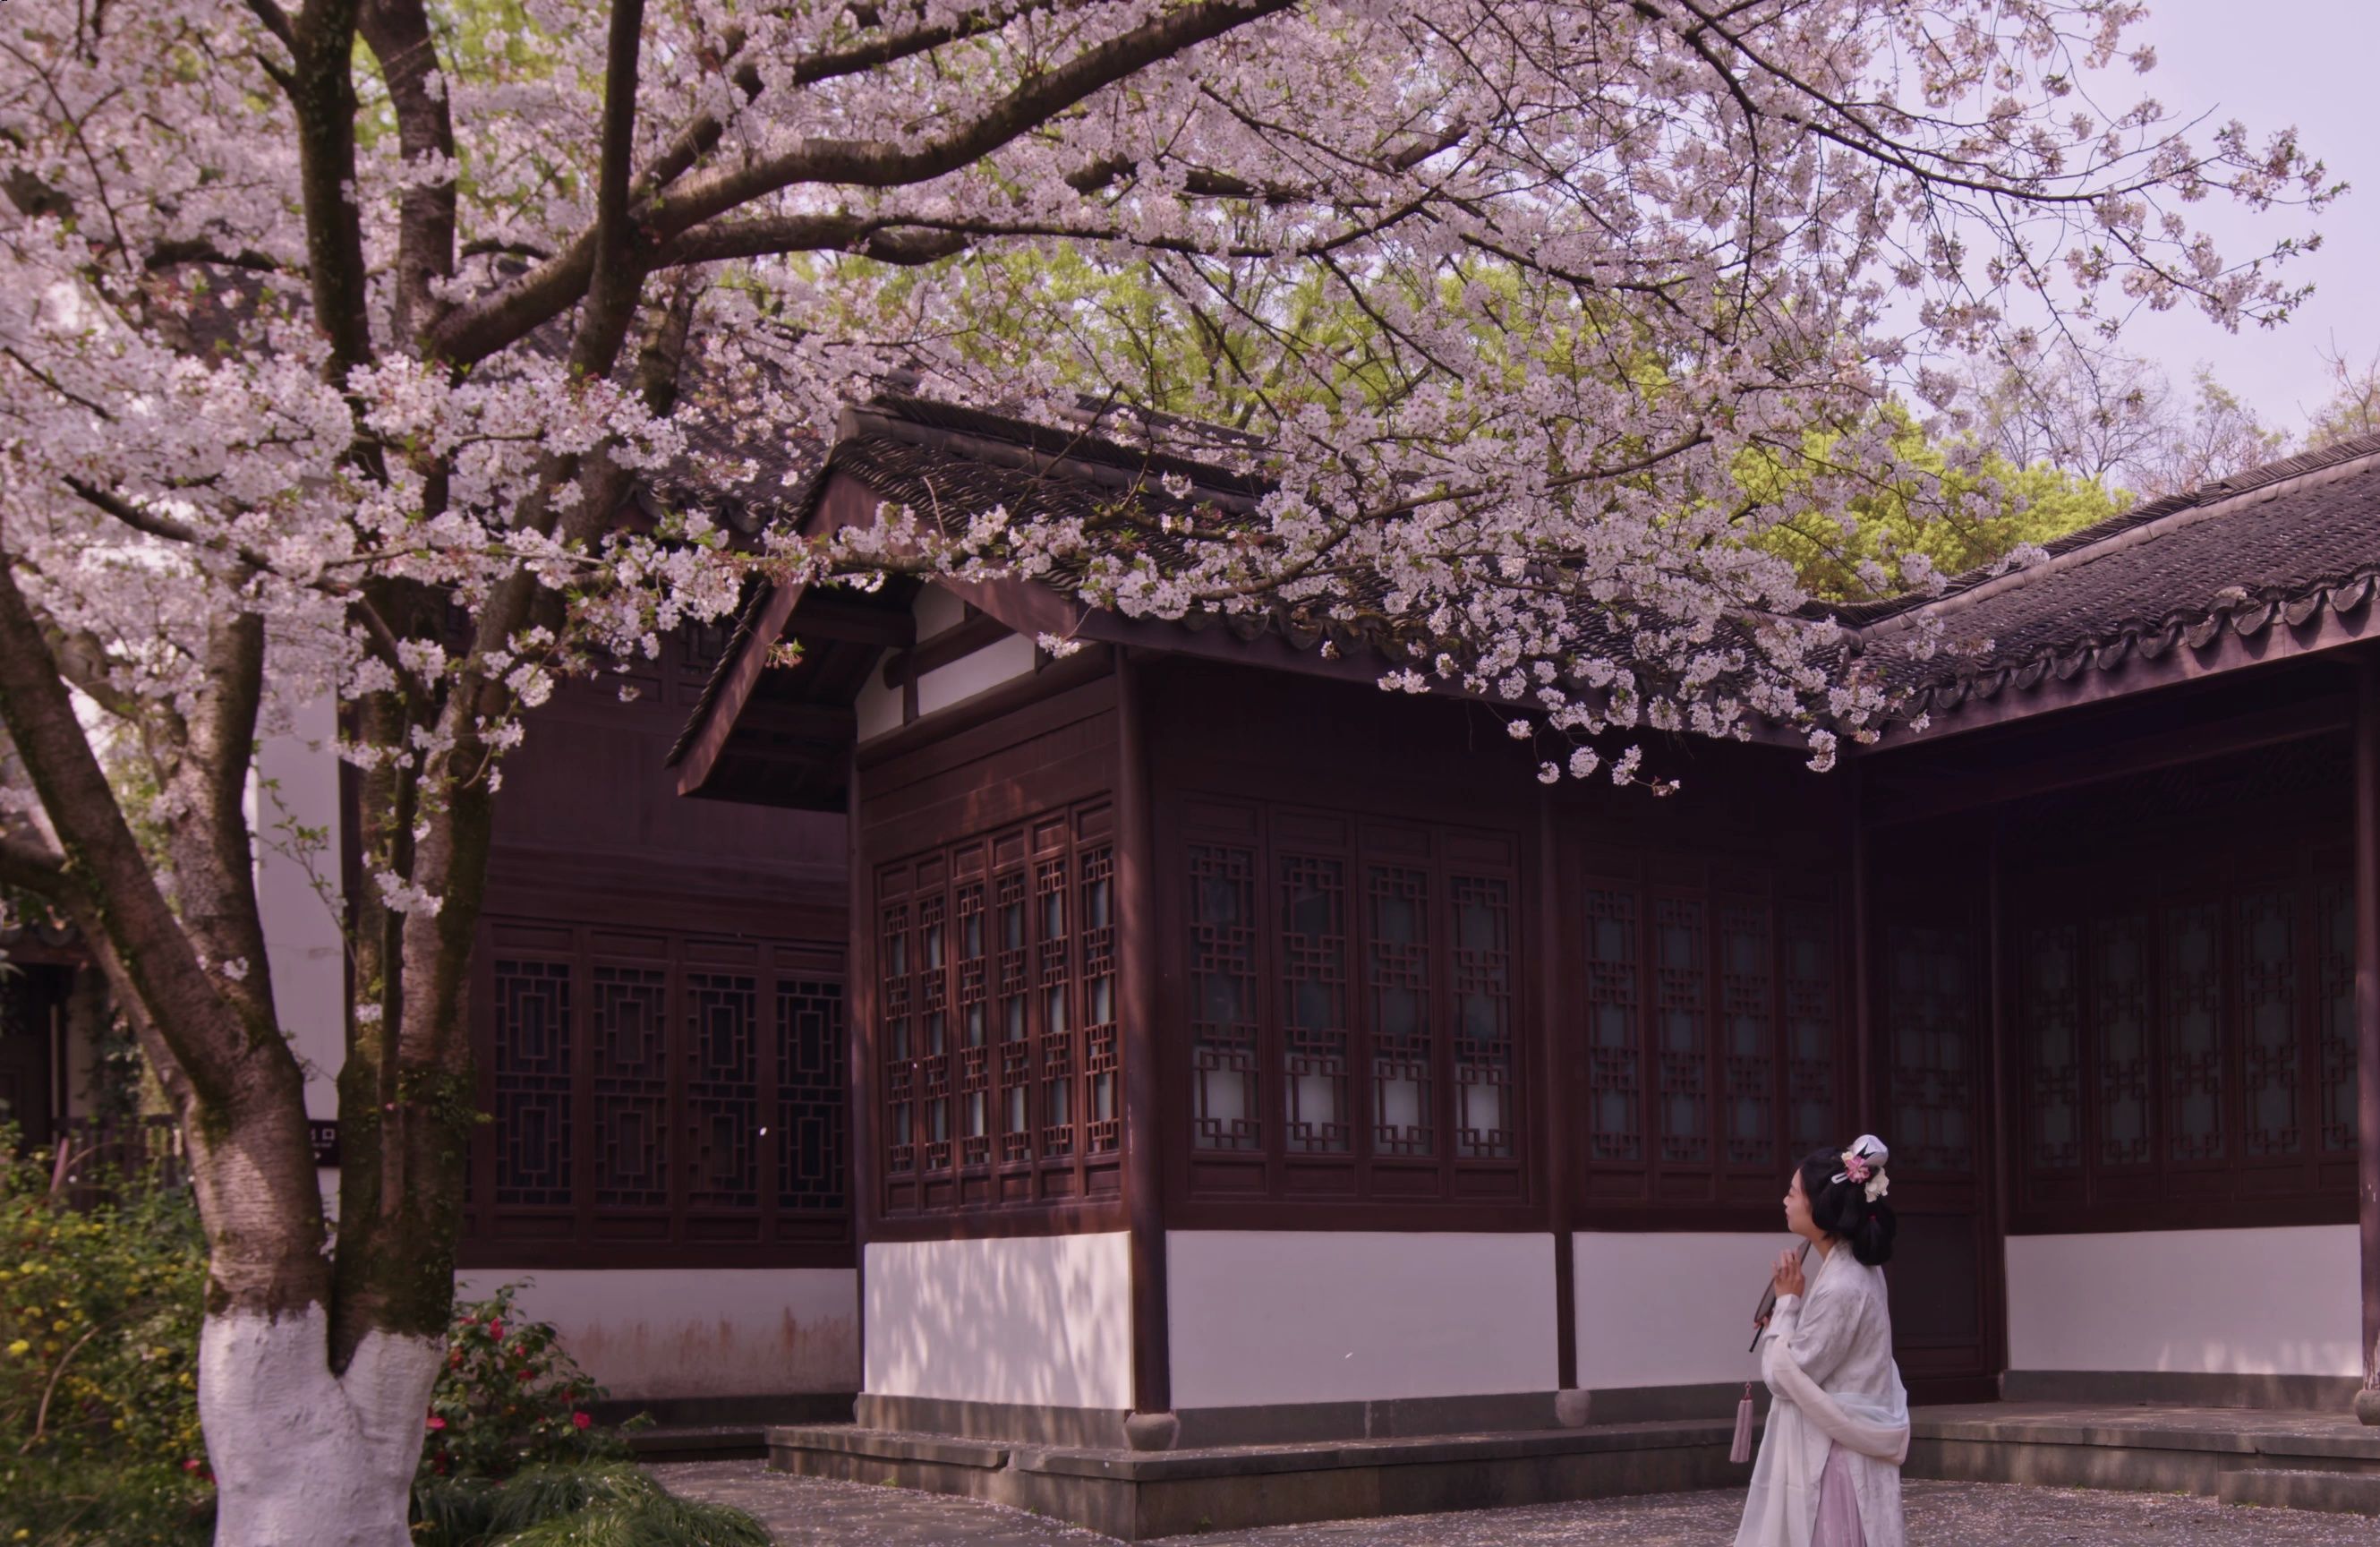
[
  {"x1": 0, "y1": 1127, "x2": 213, "y2": 1543},
  {"x1": 422, "y1": 1284, "x2": 627, "y2": 1483}
]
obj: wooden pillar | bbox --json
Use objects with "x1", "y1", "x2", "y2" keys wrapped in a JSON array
[
  {"x1": 2355, "y1": 660, "x2": 2380, "y2": 1387},
  {"x1": 1851, "y1": 763, "x2": 1877, "y2": 1128},
  {"x1": 1538, "y1": 785, "x2": 1578, "y2": 1394},
  {"x1": 845, "y1": 747, "x2": 875, "y2": 1389},
  {"x1": 1116, "y1": 649, "x2": 1172, "y2": 1415}
]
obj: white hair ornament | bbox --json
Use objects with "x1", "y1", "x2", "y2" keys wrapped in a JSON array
[{"x1": 1831, "y1": 1133, "x2": 1890, "y2": 1203}]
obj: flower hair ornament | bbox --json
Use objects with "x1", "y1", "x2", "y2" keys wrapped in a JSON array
[{"x1": 1832, "y1": 1133, "x2": 1890, "y2": 1203}]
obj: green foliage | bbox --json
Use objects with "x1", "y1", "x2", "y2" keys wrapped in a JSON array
[
  {"x1": 412, "y1": 1463, "x2": 770, "y2": 1547},
  {"x1": 0, "y1": 1127, "x2": 213, "y2": 1544},
  {"x1": 423, "y1": 1283, "x2": 627, "y2": 1483},
  {"x1": 1747, "y1": 405, "x2": 2128, "y2": 601}
]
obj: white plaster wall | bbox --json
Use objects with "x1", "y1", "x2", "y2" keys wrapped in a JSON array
[
  {"x1": 1166, "y1": 1231, "x2": 1557, "y2": 1408},
  {"x1": 2006, "y1": 1226, "x2": 2361, "y2": 1377},
  {"x1": 917, "y1": 633, "x2": 1036, "y2": 716},
  {"x1": 456, "y1": 1268, "x2": 860, "y2": 1400},
  {"x1": 866, "y1": 1234, "x2": 1135, "y2": 1410},
  {"x1": 250, "y1": 693, "x2": 346, "y2": 1121},
  {"x1": 1574, "y1": 1231, "x2": 1799, "y2": 1389}
]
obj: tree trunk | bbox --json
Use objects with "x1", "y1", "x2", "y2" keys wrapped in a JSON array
[{"x1": 199, "y1": 1306, "x2": 442, "y2": 1547}]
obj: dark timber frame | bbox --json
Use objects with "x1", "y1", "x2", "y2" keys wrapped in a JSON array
[{"x1": 652, "y1": 402, "x2": 2380, "y2": 1418}]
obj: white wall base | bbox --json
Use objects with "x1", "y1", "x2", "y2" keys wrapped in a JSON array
[
  {"x1": 1166, "y1": 1231, "x2": 1557, "y2": 1408},
  {"x1": 454, "y1": 1268, "x2": 859, "y2": 1400},
  {"x1": 1574, "y1": 1230, "x2": 1799, "y2": 1390},
  {"x1": 2006, "y1": 1226, "x2": 2361, "y2": 1378},
  {"x1": 865, "y1": 1234, "x2": 1135, "y2": 1410}
]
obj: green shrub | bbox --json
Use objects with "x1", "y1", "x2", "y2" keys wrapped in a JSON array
[{"x1": 411, "y1": 1463, "x2": 770, "y2": 1547}]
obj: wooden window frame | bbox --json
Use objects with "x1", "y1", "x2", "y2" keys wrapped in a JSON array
[
  {"x1": 460, "y1": 919, "x2": 849, "y2": 1269},
  {"x1": 874, "y1": 799, "x2": 1122, "y2": 1219},
  {"x1": 1169, "y1": 795, "x2": 1531, "y2": 1215},
  {"x1": 1577, "y1": 849, "x2": 1847, "y2": 1223},
  {"x1": 2008, "y1": 837, "x2": 2357, "y2": 1235}
]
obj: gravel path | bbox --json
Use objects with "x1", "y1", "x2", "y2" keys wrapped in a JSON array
[{"x1": 649, "y1": 1461, "x2": 2380, "y2": 1546}]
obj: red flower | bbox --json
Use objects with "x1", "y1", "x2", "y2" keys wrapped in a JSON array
[
  {"x1": 572, "y1": 1411, "x2": 592, "y2": 1430},
  {"x1": 516, "y1": 1368, "x2": 535, "y2": 1381},
  {"x1": 425, "y1": 1415, "x2": 447, "y2": 1431},
  {"x1": 487, "y1": 1320, "x2": 503, "y2": 1341},
  {"x1": 182, "y1": 1457, "x2": 203, "y2": 1473}
]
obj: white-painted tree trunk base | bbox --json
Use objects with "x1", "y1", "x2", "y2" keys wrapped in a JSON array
[{"x1": 199, "y1": 1305, "x2": 441, "y2": 1547}]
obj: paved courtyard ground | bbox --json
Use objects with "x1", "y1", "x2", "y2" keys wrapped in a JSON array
[{"x1": 650, "y1": 1461, "x2": 2380, "y2": 1545}]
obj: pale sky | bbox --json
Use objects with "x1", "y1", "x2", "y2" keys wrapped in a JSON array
[{"x1": 2094, "y1": 0, "x2": 2377, "y2": 430}]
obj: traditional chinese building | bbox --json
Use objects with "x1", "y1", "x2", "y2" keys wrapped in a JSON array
[{"x1": 661, "y1": 397, "x2": 2380, "y2": 1525}]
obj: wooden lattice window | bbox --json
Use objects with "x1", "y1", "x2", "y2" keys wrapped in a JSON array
[
  {"x1": 874, "y1": 801, "x2": 1121, "y2": 1216},
  {"x1": 1190, "y1": 843, "x2": 1263, "y2": 1152},
  {"x1": 1884, "y1": 925, "x2": 1976, "y2": 1175},
  {"x1": 1281, "y1": 856, "x2": 1352, "y2": 1153},
  {"x1": 468, "y1": 923, "x2": 848, "y2": 1266},
  {"x1": 2019, "y1": 925, "x2": 2082, "y2": 1174},
  {"x1": 2009, "y1": 849, "x2": 2357, "y2": 1229},
  {"x1": 1176, "y1": 799, "x2": 1525, "y2": 1205},
  {"x1": 1584, "y1": 888, "x2": 1642, "y2": 1163},
  {"x1": 1582, "y1": 861, "x2": 1842, "y2": 1209}
]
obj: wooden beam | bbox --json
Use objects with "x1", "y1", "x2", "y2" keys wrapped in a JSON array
[
  {"x1": 2355, "y1": 656, "x2": 2380, "y2": 1395},
  {"x1": 788, "y1": 595, "x2": 917, "y2": 649},
  {"x1": 1539, "y1": 785, "x2": 1578, "y2": 1395},
  {"x1": 1864, "y1": 692, "x2": 2354, "y2": 828},
  {"x1": 1116, "y1": 648, "x2": 1173, "y2": 1419},
  {"x1": 676, "y1": 579, "x2": 803, "y2": 798}
]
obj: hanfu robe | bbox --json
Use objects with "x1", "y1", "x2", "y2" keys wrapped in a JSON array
[{"x1": 1734, "y1": 1242, "x2": 1910, "y2": 1547}]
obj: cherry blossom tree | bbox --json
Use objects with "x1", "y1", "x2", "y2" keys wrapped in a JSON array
[{"x1": 0, "y1": 0, "x2": 2332, "y2": 1539}]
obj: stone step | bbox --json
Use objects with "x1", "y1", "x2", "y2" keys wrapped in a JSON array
[
  {"x1": 1910, "y1": 1403, "x2": 2380, "y2": 1500},
  {"x1": 2218, "y1": 1468, "x2": 2380, "y2": 1516},
  {"x1": 766, "y1": 1418, "x2": 1750, "y2": 1540},
  {"x1": 627, "y1": 1424, "x2": 770, "y2": 1462}
]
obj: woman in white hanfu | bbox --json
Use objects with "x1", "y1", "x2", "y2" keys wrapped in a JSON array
[{"x1": 1736, "y1": 1133, "x2": 1909, "y2": 1547}]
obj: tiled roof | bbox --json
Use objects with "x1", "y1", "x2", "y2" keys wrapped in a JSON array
[
  {"x1": 1842, "y1": 433, "x2": 2380, "y2": 716},
  {"x1": 663, "y1": 397, "x2": 2380, "y2": 759}
]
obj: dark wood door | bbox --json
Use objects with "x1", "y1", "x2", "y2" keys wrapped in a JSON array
[
  {"x1": 1872, "y1": 889, "x2": 2004, "y2": 1404},
  {"x1": 0, "y1": 971, "x2": 55, "y2": 1149}
]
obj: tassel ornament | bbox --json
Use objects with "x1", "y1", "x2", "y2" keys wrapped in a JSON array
[{"x1": 1729, "y1": 1381, "x2": 1756, "y2": 1464}]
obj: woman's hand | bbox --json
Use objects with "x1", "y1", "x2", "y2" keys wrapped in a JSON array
[{"x1": 1771, "y1": 1248, "x2": 1805, "y2": 1300}]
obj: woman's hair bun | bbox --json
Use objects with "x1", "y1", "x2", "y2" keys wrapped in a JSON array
[{"x1": 1796, "y1": 1143, "x2": 1898, "y2": 1267}]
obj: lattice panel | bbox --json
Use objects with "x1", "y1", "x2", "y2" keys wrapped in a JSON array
[
  {"x1": 1281, "y1": 855, "x2": 1352, "y2": 1154},
  {"x1": 881, "y1": 902, "x2": 915, "y2": 1175},
  {"x1": 685, "y1": 973, "x2": 759, "y2": 1209},
  {"x1": 1036, "y1": 858, "x2": 1076, "y2": 1160},
  {"x1": 918, "y1": 893, "x2": 952, "y2": 1172},
  {"x1": 2238, "y1": 891, "x2": 2300, "y2": 1158},
  {"x1": 1585, "y1": 888, "x2": 1642, "y2": 1163},
  {"x1": 493, "y1": 959, "x2": 573, "y2": 1207},
  {"x1": 1781, "y1": 914, "x2": 1835, "y2": 1159},
  {"x1": 2019, "y1": 926, "x2": 2081, "y2": 1171},
  {"x1": 1451, "y1": 875, "x2": 1515, "y2": 1161},
  {"x1": 1081, "y1": 847, "x2": 1121, "y2": 1155},
  {"x1": 2162, "y1": 902, "x2": 2225, "y2": 1163},
  {"x1": 2088, "y1": 914, "x2": 2153, "y2": 1168},
  {"x1": 1884, "y1": 926, "x2": 1975, "y2": 1173},
  {"x1": 997, "y1": 871, "x2": 1033, "y2": 1165},
  {"x1": 1190, "y1": 843, "x2": 1262, "y2": 1152},
  {"x1": 956, "y1": 884, "x2": 992, "y2": 1168},
  {"x1": 776, "y1": 979, "x2": 846, "y2": 1212},
  {"x1": 1654, "y1": 897, "x2": 1710, "y2": 1166},
  {"x1": 1719, "y1": 903, "x2": 1774, "y2": 1168},
  {"x1": 1368, "y1": 864, "x2": 1435, "y2": 1158},
  {"x1": 2319, "y1": 883, "x2": 2359, "y2": 1156},
  {"x1": 592, "y1": 964, "x2": 670, "y2": 1208}
]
